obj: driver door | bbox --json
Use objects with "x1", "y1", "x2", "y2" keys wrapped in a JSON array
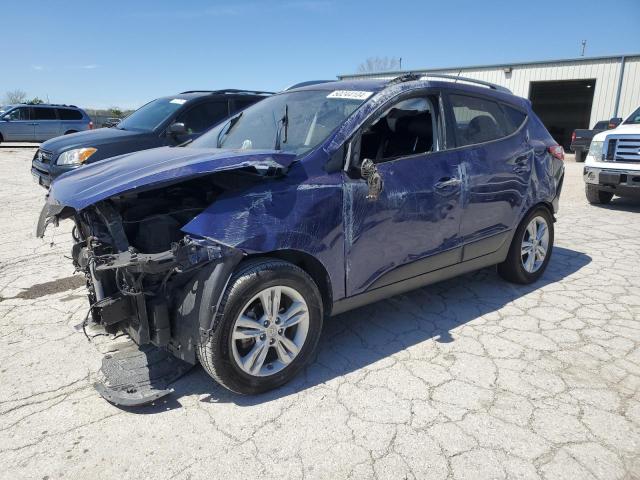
[
  {"x1": 343, "y1": 92, "x2": 464, "y2": 297},
  {"x1": 2, "y1": 107, "x2": 34, "y2": 141}
]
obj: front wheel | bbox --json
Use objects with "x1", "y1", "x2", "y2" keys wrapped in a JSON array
[
  {"x1": 585, "y1": 184, "x2": 613, "y2": 205},
  {"x1": 197, "y1": 258, "x2": 323, "y2": 395},
  {"x1": 497, "y1": 207, "x2": 554, "y2": 284}
]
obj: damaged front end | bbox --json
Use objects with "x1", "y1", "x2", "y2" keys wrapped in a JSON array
[{"x1": 36, "y1": 147, "x2": 295, "y2": 405}]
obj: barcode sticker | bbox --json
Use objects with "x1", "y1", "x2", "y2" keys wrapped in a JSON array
[{"x1": 327, "y1": 90, "x2": 373, "y2": 100}]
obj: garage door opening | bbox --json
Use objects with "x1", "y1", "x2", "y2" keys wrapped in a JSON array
[{"x1": 529, "y1": 79, "x2": 596, "y2": 150}]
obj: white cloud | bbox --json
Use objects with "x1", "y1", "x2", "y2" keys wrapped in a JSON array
[
  {"x1": 79, "y1": 64, "x2": 99, "y2": 70},
  {"x1": 31, "y1": 65, "x2": 44, "y2": 71}
]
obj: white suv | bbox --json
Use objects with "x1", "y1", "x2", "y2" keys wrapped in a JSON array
[{"x1": 584, "y1": 105, "x2": 640, "y2": 204}]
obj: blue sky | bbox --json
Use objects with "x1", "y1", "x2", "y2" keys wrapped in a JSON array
[{"x1": 2, "y1": 0, "x2": 639, "y2": 109}]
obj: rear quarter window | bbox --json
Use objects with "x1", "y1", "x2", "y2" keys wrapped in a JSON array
[
  {"x1": 450, "y1": 94, "x2": 518, "y2": 147},
  {"x1": 57, "y1": 109, "x2": 83, "y2": 120}
]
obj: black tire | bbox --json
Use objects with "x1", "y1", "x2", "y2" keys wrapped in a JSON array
[
  {"x1": 574, "y1": 150, "x2": 585, "y2": 162},
  {"x1": 497, "y1": 206, "x2": 554, "y2": 284},
  {"x1": 197, "y1": 258, "x2": 323, "y2": 395},
  {"x1": 585, "y1": 184, "x2": 613, "y2": 205}
]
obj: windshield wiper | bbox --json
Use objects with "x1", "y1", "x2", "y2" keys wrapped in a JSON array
[
  {"x1": 274, "y1": 105, "x2": 289, "y2": 150},
  {"x1": 216, "y1": 112, "x2": 243, "y2": 148}
]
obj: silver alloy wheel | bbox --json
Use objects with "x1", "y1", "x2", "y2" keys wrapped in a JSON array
[
  {"x1": 231, "y1": 286, "x2": 310, "y2": 377},
  {"x1": 521, "y1": 216, "x2": 549, "y2": 273}
]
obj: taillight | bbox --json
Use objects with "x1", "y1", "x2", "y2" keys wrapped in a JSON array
[
  {"x1": 571, "y1": 131, "x2": 576, "y2": 143},
  {"x1": 89, "y1": 121, "x2": 94, "y2": 130},
  {"x1": 548, "y1": 145, "x2": 564, "y2": 161}
]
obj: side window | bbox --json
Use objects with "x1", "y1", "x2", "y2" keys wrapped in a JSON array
[
  {"x1": 32, "y1": 107, "x2": 57, "y2": 120},
  {"x1": 177, "y1": 102, "x2": 229, "y2": 134},
  {"x1": 449, "y1": 94, "x2": 515, "y2": 147},
  {"x1": 231, "y1": 98, "x2": 258, "y2": 113},
  {"x1": 502, "y1": 105, "x2": 527, "y2": 133},
  {"x1": 4, "y1": 107, "x2": 30, "y2": 120},
  {"x1": 57, "y1": 108, "x2": 83, "y2": 120},
  {"x1": 359, "y1": 96, "x2": 437, "y2": 164}
]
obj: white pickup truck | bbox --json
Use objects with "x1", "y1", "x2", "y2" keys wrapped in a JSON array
[{"x1": 584, "y1": 105, "x2": 640, "y2": 204}]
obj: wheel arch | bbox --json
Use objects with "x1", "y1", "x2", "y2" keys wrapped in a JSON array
[{"x1": 246, "y1": 249, "x2": 333, "y2": 316}]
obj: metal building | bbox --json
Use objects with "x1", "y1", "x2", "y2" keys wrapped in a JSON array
[{"x1": 338, "y1": 54, "x2": 640, "y2": 149}]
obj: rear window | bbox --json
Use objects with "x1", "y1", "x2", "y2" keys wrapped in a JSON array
[
  {"x1": 31, "y1": 107, "x2": 57, "y2": 120},
  {"x1": 176, "y1": 101, "x2": 229, "y2": 134},
  {"x1": 57, "y1": 108, "x2": 83, "y2": 120},
  {"x1": 502, "y1": 105, "x2": 527, "y2": 132},
  {"x1": 232, "y1": 98, "x2": 259, "y2": 112},
  {"x1": 593, "y1": 121, "x2": 608, "y2": 130},
  {"x1": 450, "y1": 94, "x2": 517, "y2": 147}
]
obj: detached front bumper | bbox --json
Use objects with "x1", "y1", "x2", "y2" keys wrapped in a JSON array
[{"x1": 584, "y1": 166, "x2": 640, "y2": 196}]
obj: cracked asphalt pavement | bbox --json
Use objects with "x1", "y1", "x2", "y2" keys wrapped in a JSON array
[{"x1": 1, "y1": 148, "x2": 639, "y2": 479}]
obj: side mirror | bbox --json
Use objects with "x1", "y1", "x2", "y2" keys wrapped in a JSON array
[
  {"x1": 167, "y1": 122, "x2": 187, "y2": 136},
  {"x1": 360, "y1": 158, "x2": 383, "y2": 201}
]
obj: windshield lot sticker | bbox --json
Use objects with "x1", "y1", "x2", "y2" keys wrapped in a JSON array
[
  {"x1": 170, "y1": 99, "x2": 187, "y2": 104},
  {"x1": 327, "y1": 90, "x2": 373, "y2": 100}
]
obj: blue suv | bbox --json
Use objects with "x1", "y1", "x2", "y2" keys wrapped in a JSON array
[
  {"x1": 31, "y1": 90, "x2": 270, "y2": 188},
  {"x1": 38, "y1": 75, "x2": 564, "y2": 404}
]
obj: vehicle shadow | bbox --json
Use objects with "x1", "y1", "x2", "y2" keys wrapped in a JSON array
[
  {"x1": 0, "y1": 275, "x2": 85, "y2": 301},
  {"x1": 596, "y1": 196, "x2": 640, "y2": 212},
  {"x1": 129, "y1": 246, "x2": 591, "y2": 413}
]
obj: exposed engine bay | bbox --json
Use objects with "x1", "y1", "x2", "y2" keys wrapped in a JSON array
[
  {"x1": 69, "y1": 173, "x2": 259, "y2": 350},
  {"x1": 40, "y1": 172, "x2": 283, "y2": 404}
]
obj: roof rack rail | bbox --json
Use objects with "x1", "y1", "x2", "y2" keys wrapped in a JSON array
[
  {"x1": 386, "y1": 73, "x2": 422, "y2": 86},
  {"x1": 21, "y1": 103, "x2": 78, "y2": 108},
  {"x1": 420, "y1": 74, "x2": 512, "y2": 93},
  {"x1": 179, "y1": 89, "x2": 274, "y2": 95},
  {"x1": 283, "y1": 80, "x2": 334, "y2": 91}
]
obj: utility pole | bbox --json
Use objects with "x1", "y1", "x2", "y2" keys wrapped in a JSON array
[
  {"x1": 581, "y1": 40, "x2": 587, "y2": 57},
  {"x1": 399, "y1": 57, "x2": 402, "y2": 70}
]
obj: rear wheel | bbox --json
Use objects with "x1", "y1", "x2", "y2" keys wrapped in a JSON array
[
  {"x1": 197, "y1": 258, "x2": 323, "y2": 395},
  {"x1": 585, "y1": 184, "x2": 613, "y2": 205},
  {"x1": 497, "y1": 206, "x2": 554, "y2": 284},
  {"x1": 575, "y1": 150, "x2": 585, "y2": 162}
]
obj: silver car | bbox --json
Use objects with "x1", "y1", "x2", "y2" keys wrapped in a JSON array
[{"x1": 0, "y1": 104, "x2": 92, "y2": 143}]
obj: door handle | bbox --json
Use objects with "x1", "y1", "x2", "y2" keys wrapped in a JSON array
[{"x1": 434, "y1": 177, "x2": 461, "y2": 190}]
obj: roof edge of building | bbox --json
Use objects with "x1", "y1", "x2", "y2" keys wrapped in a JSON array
[{"x1": 338, "y1": 53, "x2": 640, "y2": 80}]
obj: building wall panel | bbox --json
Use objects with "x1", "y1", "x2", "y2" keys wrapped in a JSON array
[{"x1": 340, "y1": 55, "x2": 639, "y2": 127}]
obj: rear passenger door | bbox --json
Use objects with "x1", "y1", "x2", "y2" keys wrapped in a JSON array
[
  {"x1": 32, "y1": 107, "x2": 62, "y2": 141},
  {"x1": 174, "y1": 101, "x2": 229, "y2": 141},
  {"x1": 446, "y1": 92, "x2": 531, "y2": 260}
]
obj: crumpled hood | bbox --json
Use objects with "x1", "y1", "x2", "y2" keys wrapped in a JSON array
[
  {"x1": 47, "y1": 146, "x2": 296, "y2": 211},
  {"x1": 40, "y1": 127, "x2": 144, "y2": 153}
]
